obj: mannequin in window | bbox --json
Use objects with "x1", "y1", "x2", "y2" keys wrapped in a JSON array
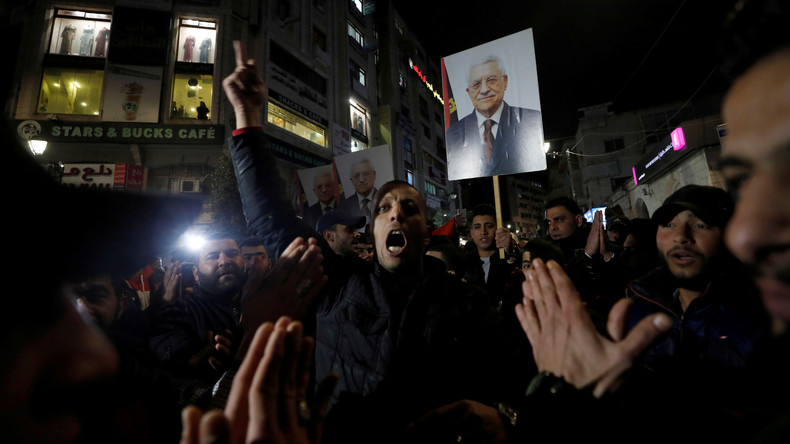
[
  {"x1": 196, "y1": 101, "x2": 209, "y2": 120},
  {"x1": 94, "y1": 27, "x2": 110, "y2": 57},
  {"x1": 183, "y1": 35, "x2": 196, "y2": 62},
  {"x1": 79, "y1": 27, "x2": 94, "y2": 56},
  {"x1": 199, "y1": 37, "x2": 212, "y2": 63},
  {"x1": 59, "y1": 24, "x2": 76, "y2": 54}
]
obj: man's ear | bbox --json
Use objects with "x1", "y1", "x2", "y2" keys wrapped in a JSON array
[
  {"x1": 574, "y1": 214, "x2": 584, "y2": 227},
  {"x1": 192, "y1": 265, "x2": 199, "y2": 284},
  {"x1": 323, "y1": 230, "x2": 334, "y2": 243}
]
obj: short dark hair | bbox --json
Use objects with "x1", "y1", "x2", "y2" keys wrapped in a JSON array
[
  {"x1": 545, "y1": 197, "x2": 582, "y2": 216},
  {"x1": 239, "y1": 237, "x2": 266, "y2": 249},
  {"x1": 471, "y1": 203, "x2": 496, "y2": 219},
  {"x1": 523, "y1": 239, "x2": 565, "y2": 264},
  {"x1": 202, "y1": 229, "x2": 238, "y2": 243},
  {"x1": 426, "y1": 243, "x2": 467, "y2": 275}
]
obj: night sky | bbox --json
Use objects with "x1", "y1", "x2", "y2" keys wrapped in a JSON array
[{"x1": 392, "y1": 0, "x2": 739, "y2": 139}]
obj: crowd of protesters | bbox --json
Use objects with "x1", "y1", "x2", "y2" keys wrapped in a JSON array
[{"x1": 4, "y1": 0, "x2": 790, "y2": 443}]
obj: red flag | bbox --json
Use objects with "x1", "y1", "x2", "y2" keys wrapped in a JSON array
[{"x1": 432, "y1": 217, "x2": 455, "y2": 238}]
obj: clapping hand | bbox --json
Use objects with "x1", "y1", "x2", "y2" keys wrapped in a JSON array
[
  {"x1": 584, "y1": 210, "x2": 613, "y2": 261},
  {"x1": 180, "y1": 317, "x2": 338, "y2": 444},
  {"x1": 515, "y1": 259, "x2": 672, "y2": 398},
  {"x1": 238, "y1": 236, "x2": 326, "y2": 358}
]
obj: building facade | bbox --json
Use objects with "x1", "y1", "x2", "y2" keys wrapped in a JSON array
[
  {"x1": 8, "y1": 0, "x2": 457, "y2": 228},
  {"x1": 570, "y1": 94, "x2": 726, "y2": 220}
]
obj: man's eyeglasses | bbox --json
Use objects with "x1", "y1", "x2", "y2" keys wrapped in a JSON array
[{"x1": 469, "y1": 75, "x2": 503, "y2": 92}]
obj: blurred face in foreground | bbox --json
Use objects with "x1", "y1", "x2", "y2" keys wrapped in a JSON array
[
  {"x1": 73, "y1": 275, "x2": 119, "y2": 330},
  {"x1": 721, "y1": 48, "x2": 790, "y2": 328},
  {"x1": 1, "y1": 280, "x2": 119, "y2": 444}
]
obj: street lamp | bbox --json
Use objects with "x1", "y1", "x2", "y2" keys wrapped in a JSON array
[{"x1": 28, "y1": 139, "x2": 48, "y2": 155}]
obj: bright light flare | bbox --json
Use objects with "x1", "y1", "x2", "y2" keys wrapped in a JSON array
[{"x1": 182, "y1": 232, "x2": 207, "y2": 251}]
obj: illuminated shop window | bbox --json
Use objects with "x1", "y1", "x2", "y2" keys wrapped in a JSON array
[
  {"x1": 350, "y1": 101, "x2": 367, "y2": 136},
  {"x1": 38, "y1": 67, "x2": 104, "y2": 115},
  {"x1": 48, "y1": 8, "x2": 112, "y2": 57},
  {"x1": 351, "y1": 138, "x2": 367, "y2": 152},
  {"x1": 267, "y1": 100, "x2": 327, "y2": 148},
  {"x1": 170, "y1": 73, "x2": 214, "y2": 119},
  {"x1": 176, "y1": 18, "x2": 217, "y2": 64}
]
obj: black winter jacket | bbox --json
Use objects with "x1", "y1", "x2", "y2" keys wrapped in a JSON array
[{"x1": 228, "y1": 130, "x2": 525, "y2": 443}]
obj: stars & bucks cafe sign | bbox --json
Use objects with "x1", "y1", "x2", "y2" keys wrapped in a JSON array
[{"x1": 17, "y1": 120, "x2": 224, "y2": 145}]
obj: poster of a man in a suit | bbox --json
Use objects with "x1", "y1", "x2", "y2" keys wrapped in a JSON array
[
  {"x1": 334, "y1": 145, "x2": 394, "y2": 230},
  {"x1": 442, "y1": 29, "x2": 546, "y2": 181},
  {"x1": 296, "y1": 164, "x2": 342, "y2": 231}
]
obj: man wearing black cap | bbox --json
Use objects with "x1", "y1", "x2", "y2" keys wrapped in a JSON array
[
  {"x1": 315, "y1": 209, "x2": 365, "y2": 258},
  {"x1": 625, "y1": 184, "x2": 769, "y2": 373}
]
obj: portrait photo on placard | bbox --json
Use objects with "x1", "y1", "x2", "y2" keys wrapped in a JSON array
[
  {"x1": 442, "y1": 28, "x2": 547, "y2": 181},
  {"x1": 333, "y1": 145, "x2": 395, "y2": 228},
  {"x1": 296, "y1": 164, "x2": 342, "y2": 231}
]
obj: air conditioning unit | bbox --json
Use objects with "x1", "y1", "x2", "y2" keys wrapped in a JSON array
[{"x1": 180, "y1": 179, "x2": 201, "y2": 193}]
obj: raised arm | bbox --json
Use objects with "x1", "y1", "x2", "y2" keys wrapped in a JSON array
[
  {"x1": 222, "y1": 41, "x2": 266, "y2": 129},
  {"x1": 222, "y1": 41, "x2": 323, "y2": 261}
]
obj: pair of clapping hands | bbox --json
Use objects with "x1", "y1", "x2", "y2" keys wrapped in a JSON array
[
  {"x1": 515, "y1": 258, "x2": 673, "y2": 397},
  {"x1": 181, "y1": 236, "x2": 335, "y2": 444}
]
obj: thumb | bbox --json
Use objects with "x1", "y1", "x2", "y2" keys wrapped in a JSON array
[
  {"x1": 606, "y1": 298, "x2": 633, "y2": 342},
  {"x1": 619, "y1": 313, "x2": 673, "y2": 359}
]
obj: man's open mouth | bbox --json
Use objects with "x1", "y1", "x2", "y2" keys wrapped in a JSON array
[{"x1": 386, "y1": 230, "x2": 407, "y2": 254}]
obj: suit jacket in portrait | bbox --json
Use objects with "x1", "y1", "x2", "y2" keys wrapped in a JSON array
[
  {"x1": 303, "y1": 200, "x2": 339, "y2": 231},
  {"x1": 446, "y1": 102, "x2": 545, "y2": 181},
  {"x1": 340, "y1": 188, "x2": 378, "y2": 227}
]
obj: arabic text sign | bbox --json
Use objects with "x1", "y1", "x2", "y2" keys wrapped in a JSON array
[{"x1": 61, "y1": 163, "x2": 145, "y2": 190}]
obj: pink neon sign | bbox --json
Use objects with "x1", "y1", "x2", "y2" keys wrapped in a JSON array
[{"x1": 671, "y1": 127, "x2": 686, "y2": 151}]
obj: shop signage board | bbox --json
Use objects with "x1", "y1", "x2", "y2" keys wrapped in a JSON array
[
  {"x1": 16, "y1": 119, "x2": 224, "y2": 144},
  {"x1": 632, "y1": 127, "x2": 690, "y2": 185},
  {"x1": 61, "y1": 162, "x2": 145, "y2": 190}
]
